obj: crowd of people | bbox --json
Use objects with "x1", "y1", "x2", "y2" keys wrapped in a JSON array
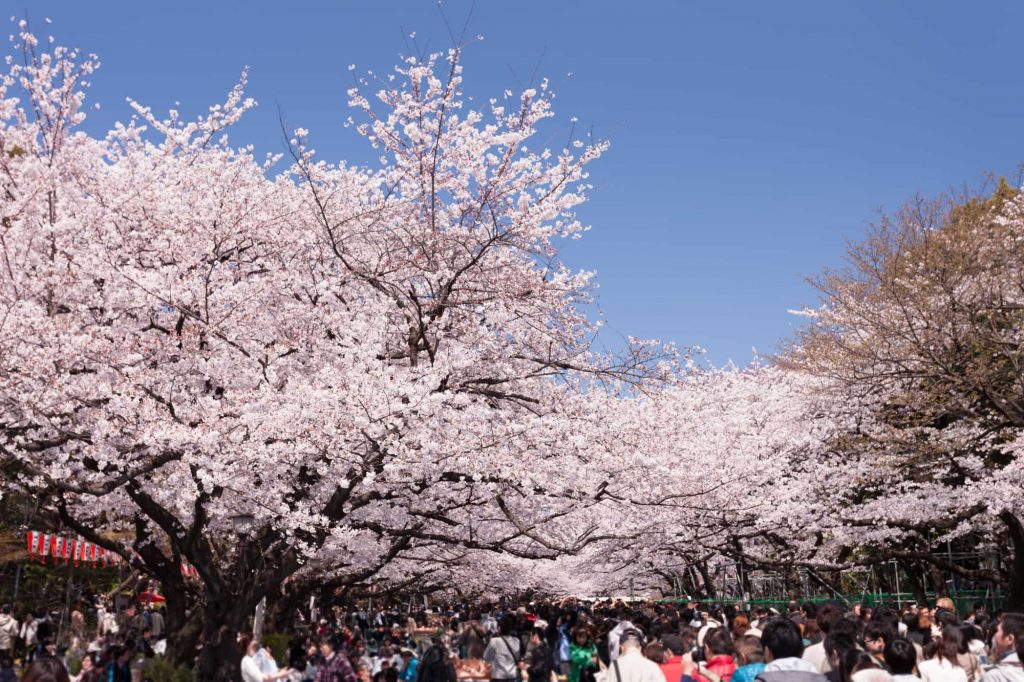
[
  {"x1": 232, "y1": 597, "x2": 1024, "y2": 682},
  {"x1": 0, "y1": 595, "x2": 1022, "y2": 682},
  {"x1": 0, "y1": 599, "x2": 165, "y2": 681}
]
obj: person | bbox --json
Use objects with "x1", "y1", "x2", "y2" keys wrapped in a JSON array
[
  {"x1": 71, "y1": 653, "x2": 102, "y2": 682},
  {"x1": 241, "y1": 637, "x2": 291, "y2": 682},
  {"x1": 21, "y1": 612, "x2": 37, "y2": 663},
  {"x1": 981, "y1": 613, "x2": 1024, "y2": 681},
  {"x1": 805, "y1": 605, "x2": 844, "y2": 674},
  {"x1": 400, "y1": 650, "x2": 419, "y2": 682},
  {"x1": 825, "y1": 633, "x2": 858, "y2": 682},
  {"x1": 484, "y1": 618, "x2": 521, "y2": 682},
  {"x1": 691, "y1": 628, "x2": 736, "y2": 682},
  {"x1": 461, "y1": 619, "x2": 488, "y2": 661},
  {"x1": 605, "y1": 630, "x2": 664, "y2": 682},
  {"x1": 554, "y1": 618, "x2": 573, "y2": 677},
  {"x1": 659, "y1": 634, "x2": 686, "y2": 682},
  {"x1": 318, "y1": 634, "x2": 359, "y2": 682},
  {"x1": 18, "y1": 658, "x2": 71, "y2": 682},
  {"x1": 609, "y1": 618, "x2": 644, "y2": 663},
  {"x1": 524, "y1": 628, "x2": 553, "y2": 682},
  {"x1": 417, "y1": 640, "x2": 457, "y2": 682},
  {"x1": 104, "y1": 646, "x2": 133, "y2": 682},
  {"x1": 0, "y1": 606, "x2": 17, "y2": 661},
  {"x1": 148, "y1": 608, "x2": 164, "y2": 641},
  {"x1": 918, "y1": 626, "x2": 968, "y2": 682},
  {"x1": 884, "y1": 638, "x2": 918, "y2": 682},
  {"x1": 840, "y1": 650, "x2": 884, "y2": 681},
  {"x1": 731, "y1": 635, "x2": 767, "y2": 682},
  {"x1": 753, "y1": 618, "x2": 826, "y2": 682},
  {"x1": 568, "y1": 626, "x2": 598, "y2": 682},
  {"x1": 863, "y1": 623, "x2": 894, "y2": 670}
]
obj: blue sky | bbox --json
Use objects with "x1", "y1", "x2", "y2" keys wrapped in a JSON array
[{"x1": 10, "y1": 1, "x2": 1024, "y2": 365}]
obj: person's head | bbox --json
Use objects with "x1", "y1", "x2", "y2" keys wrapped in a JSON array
[
  {"x1": 935, "y1": 598, "x2": 956, "y2": 616},
  {"x1": 733, "y1": 635, "x2": 763, "y2": 667},
  {"x1": 730, "y1": 614, "x2": 750, "y2": 639},
  {"x1": 80, "y1": 653, "x2": 96, "y2": 672},
  {"x1": 661, "y1": 634, "x2": 684, "y2": 657},
  {"x1": 401, "y1": 649, "x2": 415, "y2": 663},
  {"x1": 247, "y1": 639, "x2": 261, "y2": 657},
  {"x1": 530, "y1": 627, "x2": 545, "y2": 645},
  {"x1": 883, "y1": 637, "x2": 916, "y2": 676},
  {"x1": 572, "y1": 626, "x2": 592, "y2": 645},
  {"x1": 642, "y1": 642, "x2": 666, "y2": 664},
  {"x1": 619, "y1": 629, "x2": 643, "y2": 653},
  {"x1": 817, "y1": 603, "x2": 844, "y2": 635},
  {"x1": 863, "y1": 622, "x2": 892, "y2": 655},
  {"x1": 994, "y1": 613, "x2": 1024, "y2": 658},
  {"x1": 930, "y1": 624, "x2": 961, "y2": 666},
  {"x1": 498, "y1": 617, "x2": 515, "y2": 636},
  {"x1": 760, "y1": 618, "x2": 804, "y2": 662},
  {"x1": 320, "y1": 636, "x2": 336, "y2": 658},
  {"x1": 703, "y1": 628, "x2": 733, "y2": 658},
  {"x1": 0, "y1": 604, "x2": 9, "y2": 615},
  {"x1": 801, "y1": 603, "x2": 818, "y2": 620},
  {"x1": 825, "y1": 633, "x2": 857, "y2": 671},
  {"x1": 19, "y1": 659, "x2": 71, "y2": 682}
]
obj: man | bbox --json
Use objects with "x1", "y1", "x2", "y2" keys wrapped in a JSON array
[
  {"x1": 0, "y1": 606, "x2": 17, "y2": 661},
  {"x1": 862, "y1": 622, "x2": 892, "y2": 669},
  {"x1": 691, "y1": 628, "x2": 736, "y2": 682},
  {"x1": 608, "y1": 619, "x2": 643, "y2": 663},
  {"x1": 753, "y1": 618, "x2": 826, "y2": 682},
  {"x1": 982, "y1": 613, "x2": 1024, "y2": 682},
  {"x1": 319, "y1": 634, "x2": 359, "y2": 682},
  {"x1": 524, "y1": 627, "x2": 553, "y2": 682},
  {"x1": 883, "y1": 638, "x2": 918, "y2": 682},
  {"x1": 606, "y1": 629, "x2": 664, "y2": 682},
  {"x1": 659, "y1": 634, "x2": 685, "y2": 682},
  {"x1": 803, "y1": 604, "x2": 842, "y2": 673}
]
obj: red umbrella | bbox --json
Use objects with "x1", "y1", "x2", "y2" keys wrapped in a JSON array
[{"x1": 137, "y1": 591, "x2": 166, "y2": 604}]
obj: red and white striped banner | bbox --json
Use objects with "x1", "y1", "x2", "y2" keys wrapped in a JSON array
[{"x1": 25, "y1": 530, "x2": 195, "y2": 577}]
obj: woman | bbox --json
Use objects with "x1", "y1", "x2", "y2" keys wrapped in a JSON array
[
  {"x1": 567, "y1": 627, "x2": 598, "y2": 682},
  {"x1": 72, "y1": 653, "x2": 101, "y2": 682},
  {"x1": 19, "y1": 658, "x2": 71, "y2": 682},
  {"x1": 917, "y1": 625, "x2": 968, "y2": 682}
]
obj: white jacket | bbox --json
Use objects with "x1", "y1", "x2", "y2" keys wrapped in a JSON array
[
  {"x1": 606, "y1": 650, "x2": 666, "y2": 682},
  {"x1": 0, "y1": 614, "x2": 18, "y2": 650}
]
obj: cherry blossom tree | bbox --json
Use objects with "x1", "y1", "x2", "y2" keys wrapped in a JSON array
[{"x1": 0, "y1": 25, "x2": 671, "y2": 678}]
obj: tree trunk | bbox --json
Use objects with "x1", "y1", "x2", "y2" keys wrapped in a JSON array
[
  {"x1": 900, "y1": 561, "x2": 929, "y2": 607},
  {"x1": 1000, "y1": 511, "x2": 1024, "y2": 609},
  {"x1": 697, "y1": 561, "x2": 717, "y2": 598},
  {"x1": 194, "y1": 597, "x2": 252, "y2": 682}
]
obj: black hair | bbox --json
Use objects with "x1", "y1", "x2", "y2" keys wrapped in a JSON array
[
  {"x1": 840, "y1": 649, "x2": 879, "y2": 681},
  {"x1": 760, "y1": 618, "x2": 804, "y2": 660},
  {"x1": 824, "y1": 633, "x2": 856, "y2": 660},
  {"x1": 883, "y1": 637, "x2": 917, "y2": 676},
  {"x1": 703, "y1": 628, "x2": 733, "y2": 656},
  {"x1": 863, "y1": 622, "x2": 893, "y2": 646}
]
